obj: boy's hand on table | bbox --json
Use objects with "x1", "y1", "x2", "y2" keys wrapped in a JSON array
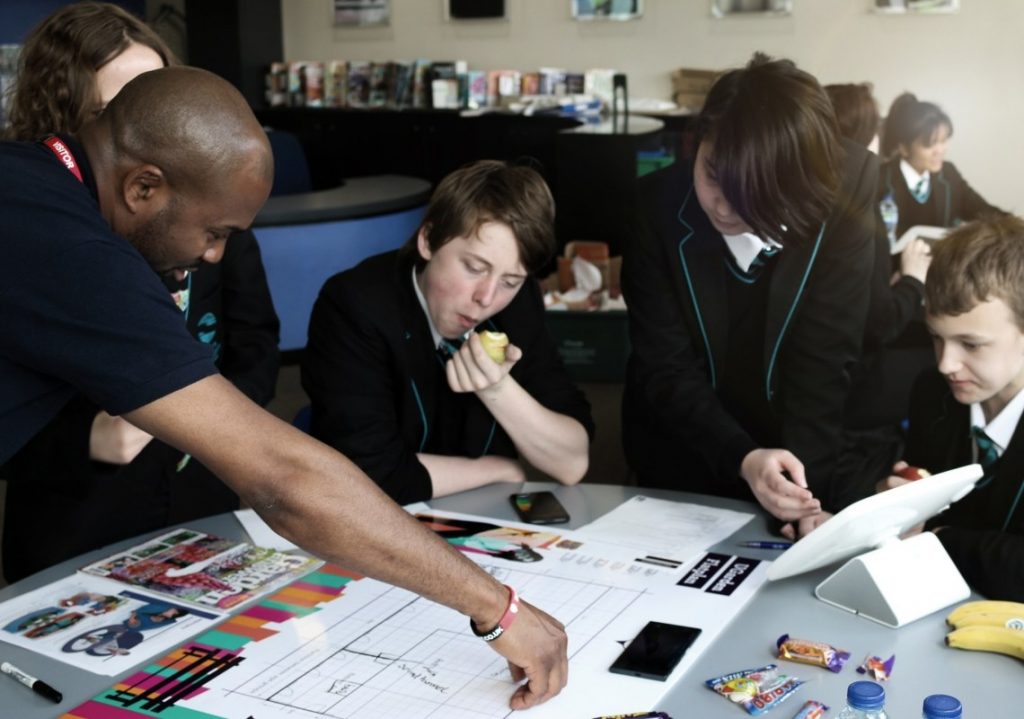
[
  {"x1": 780, "y1": 511, "x2": 833, "y2": 540},
  {"x1": 740, "y1": 448, "x2": 820, "y2": 521},
  {"x1": 489, "y1": 599, "x2": 568, "y2": 710}
]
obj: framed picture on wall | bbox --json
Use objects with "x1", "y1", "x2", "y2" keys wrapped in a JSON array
[
  {"x1": 873, "y1": 0, "x2": 959, "y2": 12},
  {"x1": 711, "y1": 0, "x2": 793, "y2": 18},
  {"x1": 446, "y1": 0, "x2": 506, "y2": 20},
  {"x1": 571, "y1": 0, "x2": 643, "y2": 21},
  {"x1": 333, "y1": 0, "x2": 390, "y2": 27}
]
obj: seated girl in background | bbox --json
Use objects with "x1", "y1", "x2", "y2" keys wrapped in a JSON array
[{"x1": 879, "y1": 92, "x2": 1004, "y2": 244}]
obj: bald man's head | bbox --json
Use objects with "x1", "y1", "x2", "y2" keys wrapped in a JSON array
[
  {"x1": 101, "y1": 66, "x2": 273, "y2": 194},
  {"x1": 81, "y1": 66, "x2": 274, "y2": 277}
]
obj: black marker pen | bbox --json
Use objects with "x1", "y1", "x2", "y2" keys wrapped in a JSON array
[{"x1": 1, "y1": 661, "x2": 62, "y2": 703}]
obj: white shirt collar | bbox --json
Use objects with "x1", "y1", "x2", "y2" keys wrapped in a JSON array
[
  {"x1": 721, "y1": 232, "x2": 782, "y2": 273},
  {"x1": 412, "y1": 266, "x2": 445, "y2": 349},
  {"x1": 899, "y1": 159, "x2": 930, "y2": 195},
  {"x1": 412, "y1": 266, "x2": 469, "y2": 349},
  {"x1": 970, "y1": 386, "x2": 1024, "y2": 457}
]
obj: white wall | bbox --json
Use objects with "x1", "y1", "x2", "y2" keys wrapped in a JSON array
[{"x1": 282, "y1": 0, "x2": 1024, "y2": 211}]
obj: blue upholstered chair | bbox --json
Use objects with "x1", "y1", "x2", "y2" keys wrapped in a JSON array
[{"x1": 265, "y1": 129, "x2": 313, "y2": 196}]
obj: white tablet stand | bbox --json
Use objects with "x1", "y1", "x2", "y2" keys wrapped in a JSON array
[
  {"x1": 815, "y1": 531, "x2": 970, "y2": 628},
  {"x1": 766, "y1": 464, "x2": 982, "y2": 628}
]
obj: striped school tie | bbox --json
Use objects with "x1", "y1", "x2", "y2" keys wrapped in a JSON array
[
  {"x1": 913, "y1": 177, "x2": 929, "y2": 203},
  {"x1": 437, "y1": 337, "x2": 463, "y2": 362},
  {"x1": 972, "y1": 426, "x2": 1000, "y2": 475}
]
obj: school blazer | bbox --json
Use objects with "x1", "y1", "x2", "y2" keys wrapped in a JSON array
[
  {"x1": 879, "y1": 158, "x2": 1003, "y2": 237},
  {"x1": 622, "y1": 139, "x2": 878, "y2": 510},
  {"x1": 302, "y1": 251, "x2": 594, "y2": 505},
  {"x1": 905, "y1": 370, "x2": 1024, "y2": 601}
]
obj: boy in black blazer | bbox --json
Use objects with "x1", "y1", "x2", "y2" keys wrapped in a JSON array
[
  {"x1": 623, "y1": 55, "x2": 877, "y2": 537},
  {"x1": 880, "y1": 215, "x2": 1024, "y2": 600},
  {"x1": 302, "y1": 161, "x2": 594, "y2": 504}
]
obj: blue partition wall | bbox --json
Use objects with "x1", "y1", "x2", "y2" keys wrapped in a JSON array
[{"x1": 253, "y1": 206, "x2": 426, "y2": 351}]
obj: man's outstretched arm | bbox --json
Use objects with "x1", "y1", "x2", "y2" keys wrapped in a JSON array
[{"x1": 126, "y1": 375, "x2": 567, "y2": 709}]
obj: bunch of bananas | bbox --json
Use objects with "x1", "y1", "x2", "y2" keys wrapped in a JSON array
[{"x1": 945, "y1": 600, "x2": 1024, "y2": 659}]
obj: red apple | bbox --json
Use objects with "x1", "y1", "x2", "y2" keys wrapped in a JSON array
[{"x1": 894, "y1": 465, "x2": 930, "y2": 481}]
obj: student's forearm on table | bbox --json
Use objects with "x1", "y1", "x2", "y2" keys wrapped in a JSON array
[
  {"x1": 478, "y1": 377, "x2": 589, "y2": 484},
  {"x1": 418, "y1": 453, "x2": 525, "y2": 497}
]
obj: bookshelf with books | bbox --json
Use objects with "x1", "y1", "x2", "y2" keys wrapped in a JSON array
[{"x1": 257, "y1": 59, "x2": 695, "y2": 258}]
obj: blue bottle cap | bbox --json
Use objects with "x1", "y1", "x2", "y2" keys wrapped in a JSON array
[
  {"x1": 847, "y1": 680, "x2": 885, "y2": 710},
  {"x1": 923, "y1": 694, "x2": 963, "y2": 718}
]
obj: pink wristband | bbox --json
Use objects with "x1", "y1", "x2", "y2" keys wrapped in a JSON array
[{"x1": 471, "y1": 585, "x2": 520, "y2": 642}]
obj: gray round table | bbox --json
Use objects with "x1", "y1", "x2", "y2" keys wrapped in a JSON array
[{"x1": 0, "y1": 482, "x2": 1000, "y2": 717}]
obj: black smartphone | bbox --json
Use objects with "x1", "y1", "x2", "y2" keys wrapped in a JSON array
[
  {"x1": 608, "y1": 621, "x2": 702, "y2": 681},
  {"x1": 509, "y1": 491, "x2": 570, "y2": 525}
]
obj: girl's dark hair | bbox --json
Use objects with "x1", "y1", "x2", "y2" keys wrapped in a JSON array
[
  {"x1": 696, "y1": 53, "x2": 842, "y2": 245},
  {"x1": 403, "y1": 160, "x2": 556, "y2": 274},
  {"x1": 879, "y1": 92, "x2": 952, "y2": 159},
  {"x1": 825, "y1": 83, "x2": 880, "y2": 148},
  {"x1": 5, "y1": 1, "x2": 174, "y2": 141}
]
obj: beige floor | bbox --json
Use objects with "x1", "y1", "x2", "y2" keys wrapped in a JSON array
[{"x1": 0, "y1": 367, "x2": 628, "y2": 589}]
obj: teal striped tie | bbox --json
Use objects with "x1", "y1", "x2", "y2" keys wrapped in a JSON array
[
  {"x1": 972, "y1": 426, "x2": 1000, "y2": 474},
  {"x1": 913, "y1": 177, "x2": 928, "y2": 203},
  {"x1": 437, "y1": 337, "x2": 463, "y2": 361}
]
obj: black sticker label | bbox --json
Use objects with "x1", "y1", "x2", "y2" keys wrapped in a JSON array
[
  {"x1": 705, "y1": 556, "x2": 761, "y2": 596},
  {"x1": 677, "y1": 552, "x2": 731, "y2": 590}
]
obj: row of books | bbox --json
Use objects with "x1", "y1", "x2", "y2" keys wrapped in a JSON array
[{"x1": 266, "y1": 60, "x2": 622, "y2": 111}]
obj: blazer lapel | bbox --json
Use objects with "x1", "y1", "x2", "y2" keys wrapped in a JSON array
[
  {"x1": 675, "y1": 187, "x2": 728, "y2": 388},
  {"x1": 762, "y1": 223, "x2": 826, "y2": 401},
  {"x1": 934, "y1": 168, "x2": 953, "y2": 227},
  {"x1": 989, "y1": 416, "x2": 1024, "y2": 529},
  {"x1": 396, "y1": 257, "x2": 442, "y2": 448}
]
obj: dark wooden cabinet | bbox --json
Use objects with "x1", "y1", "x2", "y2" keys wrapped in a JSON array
[
  {"x1": 254, "y1": 107, "x2": 695, "y2": 255},
  {"x1": 255, "y1": 107, "x2": 578, "y2": 191},
  {"x1": 185, "y1": 0, "x2": 283, "y2": 108}
]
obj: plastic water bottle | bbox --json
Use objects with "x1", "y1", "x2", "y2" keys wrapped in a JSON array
[
  {"x1": 836, "y1": 681, "x2": 888, "y2": 719},
  {"x1": 879, "y1": 192, "x2": 899, "y2": 250},
  {"x1": 923, "y1": 694, "x2": 963, "y2": 718}
]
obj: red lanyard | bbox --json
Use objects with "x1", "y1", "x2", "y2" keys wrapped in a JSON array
[{"x1": 44, "y1": 136, "x2": 84, "y2": 184}]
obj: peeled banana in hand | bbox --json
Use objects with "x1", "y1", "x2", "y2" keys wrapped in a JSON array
[{"x1": 945, "y1": 600, "x2": 1024, "y2": 659}]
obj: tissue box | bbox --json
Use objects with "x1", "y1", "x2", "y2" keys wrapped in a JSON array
[
  {"x1": 553, "y1": 241, "x2": 621, "y2": 297},
  {"x1": 541, "y1": 241, "x2": 629, "y2": 382}
]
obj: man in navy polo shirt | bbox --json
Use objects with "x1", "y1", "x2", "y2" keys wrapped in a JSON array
[{"x1": 0, "y1": 66, "x2": 566, "y2": 711}]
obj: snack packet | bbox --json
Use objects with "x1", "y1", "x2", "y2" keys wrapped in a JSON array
[
  {"x1": 856, "y1": 653, "x2": 895, "y2": 681},
  {"x1": 705, "y1": 664, "x2": 804, "y2": 715},
  {"x1": 790, "y1": 699, "x2": 828, "y2": 719},
  {"x1": 776, "y1": 634, "x2": 850, "y2": 673}
]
